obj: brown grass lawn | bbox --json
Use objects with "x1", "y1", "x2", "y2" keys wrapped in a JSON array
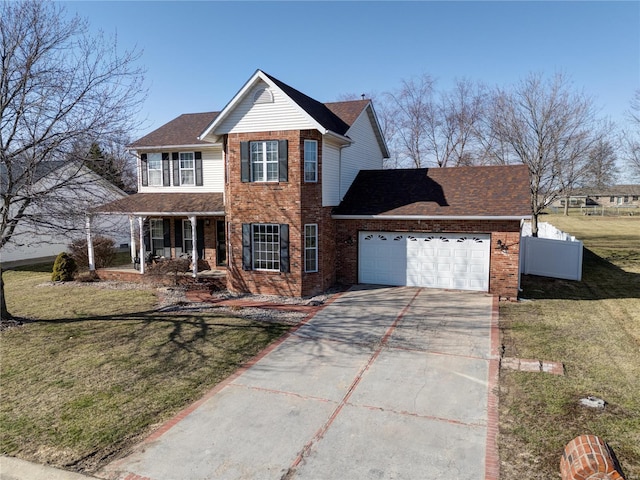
[
  {"x1": 499, "y1": 215, "x2": 640, "y2": 479},
  {"x1": 0, "y1": 270, "x2": 291, "y2": 473}
]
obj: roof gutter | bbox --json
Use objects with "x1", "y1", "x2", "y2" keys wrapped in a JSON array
[
  {"x1": 128, "y1": 143, "x2": 221, "y2": 151},
  {"x1": 331, "y1": 214, "x2": 532, "y2": 221},
  {"x1": 324, "y1": 130, "x2": 352, "y2": 145},
  {"x1": 96, "y1": 211, "x2": 226, "y2": 216}
]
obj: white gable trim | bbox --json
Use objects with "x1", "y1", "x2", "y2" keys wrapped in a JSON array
[{"x1": 199, "y1": 70, "x2": 329, "y2": 140}]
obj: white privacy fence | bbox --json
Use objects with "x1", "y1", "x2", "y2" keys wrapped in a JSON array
[{"x1": 520, "y1": 222, "x2": 583, "y2": 281}]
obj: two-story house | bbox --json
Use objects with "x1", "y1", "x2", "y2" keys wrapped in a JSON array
[{"x1": 94, "y1": 70, "x2": 531, "y2": 299}]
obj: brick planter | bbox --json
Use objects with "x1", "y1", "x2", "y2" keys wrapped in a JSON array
[{"x1": 560, "y1": 435, "x2": 625, "y2": 480}]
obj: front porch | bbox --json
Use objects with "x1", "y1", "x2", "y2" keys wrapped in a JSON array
[
  {"x1": 95, "y1": 264, "x2": 227, "y2": 290},
  {"x1": 90, "y1": 192, "x2": 227, "y2": 279}
]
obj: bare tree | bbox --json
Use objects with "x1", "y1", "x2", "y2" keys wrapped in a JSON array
[
  {"x1": 487, "y1": 73, "x2": 603, "y2": 234},
  {"x1": 385, "y1": 75, "x2": 488, "y2": 168},
  {"x1": 1, "y1": 0, "x2": 146, "y2": 320},
  {"x1": 582, "y1": 138, "x2": 619, "y2": 189},
  {"x1": 385, "y1": 74, "x2": 436, "y2": 168},
  {"x1": 621, "y1": 89, "x2": 640, "y2": 180}
]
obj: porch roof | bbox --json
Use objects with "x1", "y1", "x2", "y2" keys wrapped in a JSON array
[{"x1": 92, "y1": 192, "x2": 225, "y2": 216}]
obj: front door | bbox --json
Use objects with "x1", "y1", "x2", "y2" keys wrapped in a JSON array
[{"x1": 216, "y1": 220, "x2": 227, "y2": 266}]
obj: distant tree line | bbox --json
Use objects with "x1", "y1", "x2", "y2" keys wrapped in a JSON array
[{"x1": 343, "y1": 73, "x2": 639, "y2": 234}]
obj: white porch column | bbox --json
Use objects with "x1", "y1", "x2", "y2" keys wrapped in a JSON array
[
  {"x1": 86, "y1": 214, "x2": 95, "y2": 272},
  {"x1": 190, "y1": 215, "x2": 198, "y2": 277},
  {"x1": 138, "y1": 216, "x2": 146, "y2": 274},
  {"x1": 129, "y1": 215, "x2": 137, "y2": 264}
]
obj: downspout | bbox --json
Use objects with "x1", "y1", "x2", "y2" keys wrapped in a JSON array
[{"x1": 86, "y1": 214, "x2": 95, "y2": 273}]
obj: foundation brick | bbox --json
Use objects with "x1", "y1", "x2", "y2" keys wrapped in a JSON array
[{"x1": 560, "y1": 435, "x2": 625, "y2": 480}]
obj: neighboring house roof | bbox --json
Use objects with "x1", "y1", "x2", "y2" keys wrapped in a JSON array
[
  {"x1": 129, "y1": 112, "x2": 220, "y2": 149},
  {"x1": 333, "y1": 165, "x2": 531, "y2": 219},
  {"x1": 571, "y1": 184, "x2": 640, "y2": 196},
  {"x1": 93, "y1": 192, "x2": 225, "y2": 216}
]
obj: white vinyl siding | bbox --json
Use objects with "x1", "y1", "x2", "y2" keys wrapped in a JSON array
[
  {"x1": 217, "y1": 80, "x2": 317, "y2": 134},
  {"x1": 339, "y1": 107, "x2": 385, "y2": 200},
  {"x1": 322, "y1": 140, "x2": 341, "y2": 206},
  {"x1": 139, "y1": 147, "x2": 223, "y2": 193}
]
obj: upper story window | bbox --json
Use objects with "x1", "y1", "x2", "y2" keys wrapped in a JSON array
[
  {"x1": 141, "y1": 151, "x2": 202, "y2": 187},
  {"x1": 179, "y1": 152, "x2": 195, "y2": 185},
  {"x1": 251, "y1": 141, "x2": 279, "y2": 182},
  {"x1": 241, "y1": 140, "x2": 288, "y2": 183},
  {"x1": 304, "y1": 140, "x2": 317, "y2": 183},
  {"x1": 147, "y1": 153, "x2": 163, "y2": 186}
]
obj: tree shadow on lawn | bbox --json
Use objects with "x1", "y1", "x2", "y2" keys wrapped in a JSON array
[
  {"x1": 22, "y1": 309, "x2": 291, "y2": 366},
  {"x1": 520, "y1": 248, "x2": 640, "y2": 301}
]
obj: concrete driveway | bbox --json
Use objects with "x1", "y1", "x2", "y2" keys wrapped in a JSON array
[{"x1": 99, "y1": 286, "x2": 499, "y2": 480}]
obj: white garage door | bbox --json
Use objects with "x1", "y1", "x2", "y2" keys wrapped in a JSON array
[{"x1": 358, "y1": 232, "x2": 491, "y2": 291}]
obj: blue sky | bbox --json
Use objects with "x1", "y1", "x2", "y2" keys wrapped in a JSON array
[{"x1": 64, "y1": 1, "x2": 639, "y2": 138}]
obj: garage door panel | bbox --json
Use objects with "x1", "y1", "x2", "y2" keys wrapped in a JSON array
[{"x1": 359, "y1": 232, "x2": 490, "y2": 291}]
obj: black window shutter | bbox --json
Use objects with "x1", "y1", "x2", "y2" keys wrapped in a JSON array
[
  {"x1": 163, "y1": 219, "x2": 171, "y2": 248},
  {"x1": 195, "y1": 152, "x2": 203, "y2": 186},
  {"x1": 240, "y1": 142, "x2": 250, "y2": 182},
  {"x1": 197, "y1": 219, "x2": 205, "y2": 258},
  {"x1": 172, "y1": 152, "x2": 180, "y2": 186},
  {"x1": 174, "y1": 219, "x2": 183, "y2": 250},
  {"x1": 278, "y1": 140, "x2": 288, "y2": 182},
  {"x1": 143, "y1": 219, "x2": 151, "y2": 251},
  {"x1": 162, "y1": 153, "x2": 171, "y2": 186},
  {"x1": 140, "y1": 154, "x2": 148, "y2": 186},
  {"x1": 242, "y1": 223, "x2": 252, "y2": 270},
  {"x1": 279, "y1": 224, "x2": 289, "y2": 273}
]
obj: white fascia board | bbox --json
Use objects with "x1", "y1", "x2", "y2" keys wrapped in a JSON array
[{"x1": 331, "y1": 214, "x2": 532, "y2": 221}]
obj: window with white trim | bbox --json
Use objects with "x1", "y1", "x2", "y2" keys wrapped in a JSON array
[
  {"x1": 147, "y1": 153, "x2": 163, "y2": 186},
  {"x1": 179, "y1": 152, "x2": 195, "y2": 185},
  {"x1": 182, "y1": 219, "x2": 193, "y2": 255},
  {"x1": 252, "y1": 224, "x2": 280, "y2": 271},
  {"x1": 304, "y1": 224, "x2": 318, "y2": 273},
  {"x1": 304, "y1": 140, "x2": 317, "y2": 182},
  {"x1": 150, "y1": 219, "x2": 164, "y2": 255},
  {"x1": 251, "y1": 141, "x2": 279, "y2": 182}
]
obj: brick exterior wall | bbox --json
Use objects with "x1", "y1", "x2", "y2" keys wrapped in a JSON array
[
  {"x1": 223, "y1": 131, "x2": 523, "y2": 299},
  {"x1": 335, "y1": 219, "x2": 522, "y2": 299},
  {"x1": 225, "y1": 130, "x2": 331, "y2": 297}
]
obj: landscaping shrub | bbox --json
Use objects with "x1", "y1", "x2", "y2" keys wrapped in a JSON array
[
  {"x1": 51, "y1": 252, "x2": 77, "y2": 281},
  {"x1": 69, "y1": 236, "x2": 117, "y2": 269}
]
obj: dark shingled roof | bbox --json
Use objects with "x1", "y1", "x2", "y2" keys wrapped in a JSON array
[
  {"x1": 130, "y1": 112, "x2": 219, "y2": 148},
  {"x1": 333, "y1": 165, "x2": 531, "y2": 218},
  {"x1": 325, "y1": 100, "x2": 369, "y2": 127},
  {"x1": 262, "y1": 72, "x2": 353, "y2": 136},
  {"x1": 93, "y1": 192, "x2": 224, "y2": 215}
]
